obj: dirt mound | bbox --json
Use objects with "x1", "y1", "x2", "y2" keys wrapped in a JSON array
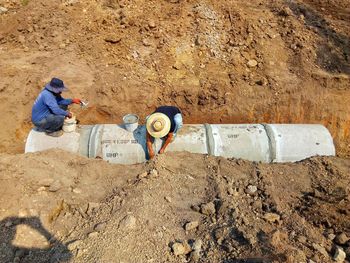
[
  {"x1": 0, "y1": 150, "x2": 349, "y2": 262},
  {"x1": 0, "y1": 0, "x2": 349, "y2": 156}
]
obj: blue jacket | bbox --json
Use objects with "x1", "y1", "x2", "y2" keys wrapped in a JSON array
[{"x1": 31, "y1": 89, "x2": 72, "y2": 123}]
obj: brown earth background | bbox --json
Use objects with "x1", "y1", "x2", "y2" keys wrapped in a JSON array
[
  {"x1": 0, "y1": 0, "x2": 349, "y2": 263},
  {"x1": 0, "y1": 0, "x2": 349, "y2": 156}
]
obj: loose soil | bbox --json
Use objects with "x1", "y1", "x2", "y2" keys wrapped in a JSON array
[
  {"x1": 0, "y1": 0, "x2": 349, "y2": 262},
  {"x1": 0, "y1": 151, "x2": 349, "y2": 262}
]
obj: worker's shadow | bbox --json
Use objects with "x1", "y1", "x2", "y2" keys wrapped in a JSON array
[{"x1": 0, "y1": 216, "x2": 72, "y2": 263}]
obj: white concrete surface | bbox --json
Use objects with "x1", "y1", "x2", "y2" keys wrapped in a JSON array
[
  {"x1": 25, "y1": 124, "x2": 336, "y2": 164},
  {"x1": 25, "y1": 130, "x2": 80, "y2": 154},
  {"x1": 265, "y1": 124, "x2": 336, "y2": 162}
]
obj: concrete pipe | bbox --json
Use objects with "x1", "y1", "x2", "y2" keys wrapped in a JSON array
[{"x1": 25, "y1": 124, "x2": 336, "y2": 164}]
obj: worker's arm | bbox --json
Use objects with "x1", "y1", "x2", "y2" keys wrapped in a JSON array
[
  {"x1": 146, "y1": 132, "x2": 155, "y2": 159},
  {"x1": 159, "y1": 132, "x2": 173, "y2": 154},
  {"x1": 56, "y1": 95, "x2": 73, "y2": 106},
  {"x1": 44, "y1": 93, "x2": 70, "y2": 117}
]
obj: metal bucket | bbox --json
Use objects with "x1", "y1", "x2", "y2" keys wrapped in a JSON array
[{"x1": 123, "y1": 114, "x2": 139, "y2": 132}]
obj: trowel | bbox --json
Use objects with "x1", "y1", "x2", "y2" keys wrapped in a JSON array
[{"x1": 80, "y1": 100, "x2": 89, "y2": 109}]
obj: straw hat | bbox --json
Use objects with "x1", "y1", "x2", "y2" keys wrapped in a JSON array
[{"x1": 146, "y1": 113, "x2": 171, "y2": 138}]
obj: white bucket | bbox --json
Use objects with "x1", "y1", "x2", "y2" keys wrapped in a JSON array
[
  {"x1": 123, "y1": 114, "x2": 139, "y2": 132},
  {"x1": 63, "y1": 116, "x2": 77, "y2": 133}
]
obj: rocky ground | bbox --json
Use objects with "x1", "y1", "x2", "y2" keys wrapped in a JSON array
[
  {"x1": 0, "y1": 0, "x2": 350, "y2": 262},
  {"x1": 0, "y1": 151, "x2": 349, "y2": 263}
]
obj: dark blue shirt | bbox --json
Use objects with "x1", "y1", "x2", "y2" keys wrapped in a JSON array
[
  {"x1": 31, "y1": 89, "x2": 72, "y2": 123},
  {"x1": 154, "y1": 106, "x2": 181, "y2": 133}
]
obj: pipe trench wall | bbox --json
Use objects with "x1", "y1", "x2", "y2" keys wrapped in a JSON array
[{"x1": 25, "y1": 124, "x2": 335, "y2": 164}]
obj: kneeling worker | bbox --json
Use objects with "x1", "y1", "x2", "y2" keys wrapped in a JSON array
[
  {"x1": 146, "y1": 106, "x2": 183, "y2": 159},
  {"x1": 31, "y1": 77, "x2": 82, "y2": 137}
]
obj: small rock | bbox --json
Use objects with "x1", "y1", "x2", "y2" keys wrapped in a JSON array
[
  {"x1": 255, "y1": 78, "x2": 268, "y2": 86},
  {"x1": 333, "y1": 246, "x2": 346, "y2": 262},
  {"x1": 48, "y1": 180, "x2": 62, "y2": 192},
  {"x1": 245, "y1": 185, "x2": 257, "y2": 195},
  {"x1": 0, "y1": 6, "x2": 8, "y2": 14},
  {"x1": 312, "y1": 243, "x2": 328, "y2": 257},
  {"x1": 104, "y1": 35, "x2": 122, "y2": 44},
  {"x1": 18, "y1": 209, "x2": 29, "y2": 217},
  {"x1": 327, "y1": 233, "x2": 336, "y2": 241},
  {"x1": 247, "y1": 59, "x2": 258, "y2": 67},
  {"x1": 142, "y1": 38, "x2": 152, "y2": 46},
  {"x1": 172, "y1": 241, "x2": 191, "y2": 256},
  {"x1": 94, "y1": 222, "x2": 106, "y2": 231},
  {"x1": 191, "y1": 204, "x2": 201, "y2": 212},
  {"x1": 18, "y1": 35, "x2": 26, "y2": 44},
  {"x1": 263, "y1": 213, "x2": 280, "y2": 223},
  {"x1": 39, "y1": 178, "x2": 55, "y2": 187},
  {"x1": 65, "y1": 0, "x2": 79, "y2": 6},
  {"x1": 119, "y1": 214, "x2": 136, "y2": 230},
  {"x1": 24, "y1": 47, "x2": 29, "y2": 52},
  {"x1": 148, "y1": 20, "x2": 156, "y2": 28},
  {"x1": 184, "y1": 221, "x2": 199, "y2": 231},
  {"x1": 164, "y1": 196, "x2": 172, "y2": 203},
  {"x1": 335, "y1": 232, "x2": 349, "y2": 245},
  {"x1": 297, "y1": 235, "x2": 307, "y2": 243},
  {"x1": 5, "y1": 221, "x2": 13, "y2": 227},
  {"x1": 73, "y1": 188, "x2": 82, "y2": 194},
  {"x1": 138, "y1": 171, "x2": 148, "y2": 179},
  {"x1": 227, "y1": 187, "x2": 235, "y2": 195},
  {"x1": 281, "y1": 7, "x2": 293, "y2": 16},
  {"x1": 150, "y1": 169, "x2": 158, "y2": 177},
  {"x1": 192, "y1": 239, "x2": 203, "y2": 251},
  {"x1": 214, "y1": 227, "x2": 229, "y2": 244},
  {"x1": 172, "y1": 242, "x2": 186, "y2": 256},
  {"x1": 59, "y1": 43, "x2": 66, "y2": 49},
  {"x1": 172, "y1": 61, "x2": 182, "y2": 70},
  {"x1": 68, "y1": 240, "x2": 82, "y2": 251},
  {"x1": 88, "y1": 231, "x2": 99, "y2": 238},
  {"x1": 200, "y1": 202, "x2": 216, "y2": 216}
]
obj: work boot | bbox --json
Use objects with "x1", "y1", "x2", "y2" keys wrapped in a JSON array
[{"x1": 45, "y1": 130, "x2": 64, "y2": 137}]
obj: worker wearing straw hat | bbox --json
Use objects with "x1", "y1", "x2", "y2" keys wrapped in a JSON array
[{"x1": 146, "y1": 106, "x2": 183, "y2": 159}]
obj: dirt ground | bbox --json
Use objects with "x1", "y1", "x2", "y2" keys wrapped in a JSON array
[
  {"x1": 0, "y1": 151, "x2": 349, "y2": 263},
  {"x1": 0, "y1": 0, "x2": 350, "y2": 262}
]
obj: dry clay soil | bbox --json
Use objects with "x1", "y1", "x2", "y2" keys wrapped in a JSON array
[{"x1": 0, "y1": 0, "x2": 350, "y2": 262}]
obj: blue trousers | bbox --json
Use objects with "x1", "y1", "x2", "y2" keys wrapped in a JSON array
[
  {"x1": 33, "y1": 105, "x2": 67, "y2": 133},
  {"x1": 33, "y1": 114, "x2": 65, "y2": 133}
]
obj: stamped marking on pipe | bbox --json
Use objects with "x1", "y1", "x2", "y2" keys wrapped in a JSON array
[
  {"x1": 106, "y1": 152, "x2": 123, "y2": 158},
  {"x1": 227, "y1": 134, "x2": 239, "y2": 139},
  {"x1": 102, "y1": 139, "x2": 139, "y2": 144}
]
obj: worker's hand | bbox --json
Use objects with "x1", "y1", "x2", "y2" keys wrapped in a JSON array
[
  {"x1": 159, "y1": 133, "x2": 173, "y2": 154},
  {"x1": 72, "y1": 98, "x2": 81, "y2": 104},
  {"x1": 168, "y1": 133, "x2": 174, "y2": 140},
  {"x1": 67, "y1": 112, "x2": 73, "y2": 118},
  {"x1": 149, "y1": 150, "x2": 155, "y2": 159}
]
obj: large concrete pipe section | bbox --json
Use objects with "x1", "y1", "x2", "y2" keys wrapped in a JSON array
[{"x1": 25, "y1": 124, "x2": 335, "y2": 164}]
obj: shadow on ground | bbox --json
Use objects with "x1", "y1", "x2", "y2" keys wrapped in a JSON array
[{"x1": 0, "y1": 216, "x2": 72, "y2": 263}]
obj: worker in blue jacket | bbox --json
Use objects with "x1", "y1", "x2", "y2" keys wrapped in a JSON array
[{"x1": 31, "y1": 78, "x2": 82, "y2": 137}]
